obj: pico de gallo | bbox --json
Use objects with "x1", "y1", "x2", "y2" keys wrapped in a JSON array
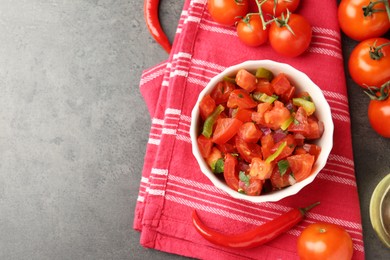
[{"x1": 197, "y1": 67, "x2": 324, "y2": 196}]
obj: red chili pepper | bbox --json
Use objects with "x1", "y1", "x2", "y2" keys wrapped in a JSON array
[
  {"x1": 144, "y1": 0, "x2": 172, "y2": 53},
  {"x1": 192, "y1": 201, "x2": 320, "y2": 249}
]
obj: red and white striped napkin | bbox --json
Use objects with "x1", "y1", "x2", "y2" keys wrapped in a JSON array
[{"x1": 134, "y1": 0, "x2": 365, "y2": 259}]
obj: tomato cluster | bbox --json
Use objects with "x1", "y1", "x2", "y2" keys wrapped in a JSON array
[
  {"x1": 338, "y1": 0, "x2": 390, "y2": 138},
  {"x1": 207, "y1": 0, "x2": 311, "y2": 57},
  {"x1": 197, "y1": 68, "x2": 324, "y2": 196}
]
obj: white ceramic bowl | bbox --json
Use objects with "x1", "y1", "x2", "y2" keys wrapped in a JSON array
[{"x1": 190, "y1": 60, "x2": 334, "y2": 203}]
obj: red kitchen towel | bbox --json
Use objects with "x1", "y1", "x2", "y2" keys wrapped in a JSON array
[{"x1": 134, "y1": 0, "x2": 365, "y2": 259}]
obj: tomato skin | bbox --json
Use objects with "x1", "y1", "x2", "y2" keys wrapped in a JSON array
[
  {"x1": 208, "y1": 0, "x2": 249, "y2": 26},
  {"x1": 261, "y1": 0, "x2": 300, "y2": 17},
  {"x1": 212, "y1": 118, "x2": 243, "y2": 145},
  {"x1": 227, "y1": 89, "x2": 258, "y2": 109},
  {"x1": 348, "y1": 38, "x2": 390, "y2": 89},
  {"x1": 197, "y1": 135, "x2": 214, "y2": 158},
  {"x1": 199, "y1": 94, "x2": 216, "y2": 120},
  {"x1": 235, "y1": 136, "x2": 263, "y2": 163},
  {"x1": 338, "y1": 0, "x2": 390, "y2": 41},
  {"x1": 368, "y1": 96, "x2": 390, "y2": 138},
  {"x1": 223, "y1": 153, "x2": 240, "y2": 190},
  {"x1": 237, "y1": 14, "x2": 269, "y2": 47},
  {"x1": 269, "y1": 14, "x2": 312, "y2": 57},
  {"x1": 297, "y1": 222, "x2": 353, "y2": 260},
  {"x1": 210, "y1": 80, "x2": 236, "y2": 104},
  {"x1": 287, "y1": 153, "x2": 315, "y2": 182},
  {"x1": 238, "y1": 122, "x2": 263, "y2": 143},
  {"x1": 235, "y1": 69, "x2": 258, "y2": 92}
]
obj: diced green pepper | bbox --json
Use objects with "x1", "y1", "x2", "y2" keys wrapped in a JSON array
[
  {"x1": 252, "y1": 92, "x2": 278, "y2": 103},
  {"x1": 223, "y1": 75, "x2": 236, "y2": 84},
  {"x1": 281, "y1": 116, "x2": 294, "y2": 130},
  {"x1": 211, "y1": 158, "x2": 224, "y2": 173},
  {"x1": 265, "y1": 141, "x2": 287, "y2": 164},
  {"x1": 255, "y1": 67, "x2": 274, "y2": 81},
  {"x1": 292, "y1": 98, "x2": 316, "y2": 116},
  {"x1": 201, "y1": 104, "x2": 224, "y2": 138}
]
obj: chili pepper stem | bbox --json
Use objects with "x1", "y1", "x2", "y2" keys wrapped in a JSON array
[{"x1": 299, "y1": 201, "x2": 320, "y2": 215}]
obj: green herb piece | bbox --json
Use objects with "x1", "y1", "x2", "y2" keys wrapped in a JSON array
[
  {"x1": 292, "y1": 98, "x2": 316, "y2": 116},
  {"x1": 201, "y1": 104, "x2": 224, "y2": 138},
  {"x1": 239, "y1": 171, "x2": 250, "y2": 187},
  {"x1": 277, "y1": 160, "x2": 289, "y2": 176},
  {"x1": 255, "y1": 67, "x2": 274, "y2": 81}
]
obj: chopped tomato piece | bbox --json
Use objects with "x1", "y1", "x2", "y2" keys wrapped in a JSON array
[
  {"x1": 242, "y1": 177, "x2": 263, "y2": 196},
  {"x1": 210, "y1": 80, "x2": 236, "y2": 104},
  {"x1": 235, "y1": 136, "x2": 263, "y2": 163},
  {"x1": 304, "y1": 116, "x2": 324, "y2": 139},
  {"x1": 254, "y1": 79, "x2": 274, "y2": 96},
  {"x1": 197, "y1": 135, "x2": 213, "y2": 158},
  {"x1": 224, "y1": 153, "x2": 239, "y2": 191},
  {"x1": 288, "y1": 107, "x2": 310, "y2": 133},
  {"x1": 271, "y1": 73, "x2": 292, "y2": 95},
  {"x1": 280, "y1": 86, "x2": 296, "y2": 103},
  {"x1": 302, "y1": 143, "x2": 321, "y2": 161},
  {"x1": 227, "y1": 89, "x2": 257, "y2": 109},
  {"x1": 287, "y1": 154, "x2": 315, "y2": 182},
  {"x1": 252, "y1": 102, "x2": 272, "y2": 125},
  {"x1": 212, "y1": 118, "x2": 243, "y2": 145},
  {"x1": 260, "y1": 133, "x2": 274, "y2": 159},
  {"x1": 235, "y1": 69, "x2": 258, "y2": 92},
  {"x1": 238, "y1": 122, "x2": 263, "y2": 143},
  {"x1": 199, "y1": 94, "x2": 216, "y2": 120},
  {"x1": 264, "y1": 100, "x2": 291, "y2": 129},
  {"x1": 270, "y1": 166, "x2": 292, "y2": 189},
  {"x1": 233, "y1": 108, "x2": 253, "y2": 122},
  {"x1": 249, "y1": 157, "x2": 273, "y2": 180},
  {"x1": 270, "y1": 134, "x2": 296, "y2": 162},
  {"x1": 206, "y1": 147, "x2": 222, "y2": 169}
]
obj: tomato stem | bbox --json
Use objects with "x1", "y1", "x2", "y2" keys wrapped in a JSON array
[
  {"x1": 299, "y1": 201, "x2": 320, "y2": 215},
  {"x1": 364, "y1": 80, "x2": 390, "y2": 101},
  {"x1": 362, "y1": 0, "x2": 390, "y2": 22},
  {"x1": 255, "y1": 0, "x2": 269, "y2": 30},
  {"x1": 369, "y1": 41, "x2": 390, "y2": 60}
]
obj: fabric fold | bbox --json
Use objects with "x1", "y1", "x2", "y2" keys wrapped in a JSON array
[{"x1": 134, "y1": 0, "x2": 364, "y2": 259}]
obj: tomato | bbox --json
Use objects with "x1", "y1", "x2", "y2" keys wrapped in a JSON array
[
  {"x1": 199, "y1": 94, "x2": 216, "y2": 120},
  {"x1": 348, "y1": 38, "x2": 390, "y2": 89},
  {"x1": 260, "y1": 133, "x2": 274, "y2": 159},
  {"x1": 227, "y1": 89, "x2": 258, "y2": 109},
  {"x1": 254, "y1": 79, "x2": 274, "y2": 96},
  {"x1": 269, "y1": 13, "x2": 312, "y2": 57},
  {"x1": 208, "y1": 0, "x2": 249, "y2": 26},
  {"x1": 212, "y1": 118, "x2": 243, "y2": 145},
  {"x1": 235, "y1": 68, "x2": 258, "y2": 91},
  {"x1": 287, "y1": 153, "x2": 315, "y2": 182},
  {"x1": 263, "y1": 100, "x2": 291, "y2": 129},
  {"x1": 233, "y1": 108, "x2": 253, "y2": 122},
  {"x1": 238, "y1": 122, "x2": 263, "y2": 143},
  {"x1": 261, "y1": 0, "x2": 300, "y2": 17},
  {"x1": 241, "y1": 177, "x2": 263, "y2": 195},
  {"x1": 237, "y1": 14, "x2": 269, "y2": 47},
  {"x1": 270, "y1": 165, "x2": 292, "y2": 189},
  {"x1": 197, "y1": 135, "x2": 213, "y2": 158},
  {"x1": 210, "y1": 80, "x2": 236, "y2": 104},
  {"x1": 252, "y1": 102, "x2": 272, "y2": 125},
  {"x1": 368, "y1": 91, "x2": 390, "y2": 138},
  {"x1": 338, "y1": 0, "x2": 390, "y2": 41},
  {"x1": 224, "y1": 153, "x2": 239, "y2": 190},
  {"x1": 304, "y1": 116, "x2": 324, "y2": 139},
  {"x1": 271, "y1": 73, "x2": 292, "y2": 95},
  {"x1": 288, "y1": 107, "x2": 309, "y2": 133},
  {"x1": 249, "y1": 157, "x2": 273, "y2": 180},
  {"x1": 271, "y1": 134, "x2": 296, "y2": 162},
  {"x1": 206, "y1": 147, "x2": 223, "y2": 169},
  {"x1": 297, "y1": 222, "x2": 354, "y2": 260},
  {"x1": 235, "y1": 136, "x2": 263, "y2": 163}
]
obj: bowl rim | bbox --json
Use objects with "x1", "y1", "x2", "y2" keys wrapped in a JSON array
[{"x1": 190, "y1": 59, "x2": 334, "y2": 203}]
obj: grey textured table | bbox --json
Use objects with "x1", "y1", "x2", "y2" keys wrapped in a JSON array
[{"x1": 0, "y1": 0, "x2": 388, "y2": 259}]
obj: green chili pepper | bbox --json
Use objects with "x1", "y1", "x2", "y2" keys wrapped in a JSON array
[
  {"x1": 292, "y1": 98, "x2": 316, "y2": 116},
  {"x1": 223, "y1": 75, "x2": 236, "y2": 84},
  {"x1": 265, "y1": 141, "x2": 287, "y2": 164},
  {"x1": 202, "y1": 104, "x2": 224, "y2": 138},
  {"x1": 255, "y1": 67, "x2": 274, "y2": 81},
  {"x1": 252, "y1": 92, "x2": 278, "y2": 103},
  {"x1": 281, "y1": 116, "x2": 294, "y2": 130}
]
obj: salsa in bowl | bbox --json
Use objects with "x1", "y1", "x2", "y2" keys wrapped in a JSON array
[{"x1": 190, "y1": 60, "x2": 334, "y2": 203}]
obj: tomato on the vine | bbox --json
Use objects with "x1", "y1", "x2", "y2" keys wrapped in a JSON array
[
  {"x1": 261, "y1": 0, "x2": 300, "y2": 17},
  {"x1": 269, "y1": 12, "x2": 312, "y2": 57},
  {"x1": 236, "y1": 14, "x2": 269, "y2": 47},
  {"x1": 297, "y1": 222, "x2": 354, "y2": 260},
  {"x1": 348, "y1": 38, "x2": 390, "y2": 89},
  {"x1": 208, "y1": 0, "x2": 249, "y2": 26},
  {"x1": 367, "y1": 82, "x2": 390, "y2": 138},
  {"x1": 338, "y1": 0, "x2": 390, "y2": 41}
]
